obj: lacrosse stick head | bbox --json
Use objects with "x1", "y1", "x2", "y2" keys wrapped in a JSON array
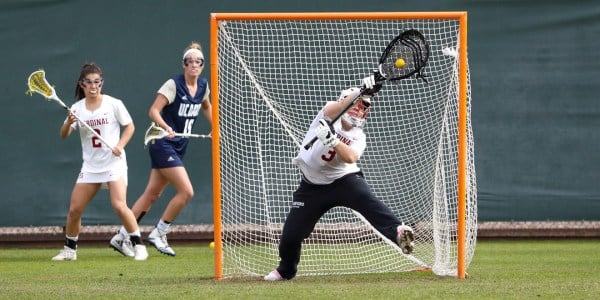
[
  {"x1": 378, "y1": 29, "x2": 430, "y2": 82},
  {"x1": 26, "y1": 70, "x2": 57, "y2": 100},
  {"x1": 144, "y1": 123, "x2": 169, "y2": 146}
]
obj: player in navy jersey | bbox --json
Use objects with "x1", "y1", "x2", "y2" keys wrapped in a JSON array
[
  {"x1": 264, "y1": 75, "x2": 415, "y2": 281},
  {"x1": 52, "y1": 62, "x2": 148, "y2": 261},
  {"x1": 110, "y1": 42, "x2": 212, "y2": 257}
]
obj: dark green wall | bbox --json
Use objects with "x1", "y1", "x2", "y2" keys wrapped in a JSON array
[{"x1": 1, "y1": 0, "x2": 599, "y2": 226}]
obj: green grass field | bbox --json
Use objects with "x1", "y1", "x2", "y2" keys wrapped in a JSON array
[{"x1": 0, "y1": 240, "x2": 598, "y2": 299}]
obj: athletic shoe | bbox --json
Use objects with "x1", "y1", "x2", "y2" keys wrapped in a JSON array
[
  {"x1": 133, "y1": 244, "x2": 149, "y2": 261},
  {"x1": 51, "y1": 246, "x2": 77, "y2": 261},
  {"x1": 109, "y1": 233, "x2": 135, "y2": 257},
  {"x1": 396, "y1": 224, "x2": 415, "y2": 254},
  {"x1": 147, "y1": 228, "x2": 176, "y2": 256},
  {"x1": 263, "y1": 269, "x2": 284, "y2": 281}
]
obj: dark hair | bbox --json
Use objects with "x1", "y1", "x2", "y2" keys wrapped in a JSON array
[{"x1": 74, "y1": 62, "x2": 103, "y2": 100}]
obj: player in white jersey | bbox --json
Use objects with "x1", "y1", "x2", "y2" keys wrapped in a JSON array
[
  {"x1": 70, "y1": 95, "x2": 130, "y2": 173},
  {"x1": 264, "y1": 76, "x2": 415, "y2": 281},
  {"x1": 51, "y1": 62, "x2": 148, "y2": 261}
]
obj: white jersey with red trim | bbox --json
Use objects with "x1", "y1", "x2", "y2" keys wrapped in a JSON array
[
  {"x1": 68, "y1": 95, "x2": 132, "y2": 173},
  {"x1": 293, "y1": 102, "x2": 366, "y2": 184}
]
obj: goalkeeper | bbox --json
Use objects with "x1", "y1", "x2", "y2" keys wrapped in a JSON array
[{"x1": 264, "y1": 76, "x2": 414, "y2": 281}]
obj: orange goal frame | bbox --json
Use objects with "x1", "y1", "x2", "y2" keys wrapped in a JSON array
[{"x1": 209, "y1": 11, "x2": 469, "y2": 280}]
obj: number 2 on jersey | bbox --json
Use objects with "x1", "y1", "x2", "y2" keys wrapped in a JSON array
[{"x1": 92, "y1": 129, "x2": 102, "y2": 148}]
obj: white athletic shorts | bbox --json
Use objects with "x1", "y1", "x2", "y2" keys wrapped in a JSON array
[{"x1": 76, "y1": 168, "x2": 128, "y2": 189}]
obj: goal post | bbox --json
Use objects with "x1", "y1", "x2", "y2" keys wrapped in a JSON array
[{"x1": 210, "y1": 12, "x2": 476, "y2": 280}]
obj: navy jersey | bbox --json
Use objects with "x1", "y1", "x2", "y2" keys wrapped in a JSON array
[{"x1": 149, "y1": 74, "x2": 208, "y2": 168}]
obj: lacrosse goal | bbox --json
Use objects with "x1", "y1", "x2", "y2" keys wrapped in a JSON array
[{"x1": 210, "y1": 12, "x2": 476, "y2": 279}]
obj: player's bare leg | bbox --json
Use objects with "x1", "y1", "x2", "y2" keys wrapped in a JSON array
[
  {"x1": 131, "y1": 169, "x2": 170, "y2": 218},
  {"x1": 52, "y1": 183, "x2": 98, "y2": 261},
  {"x1": 107, "y1": 178, "x2": 147, "y2": 260},
  {"x1": 110, "y1": 169, "x2": 169, "y2": 257},
  {"x1": 146, "y1": 166, "x2": 193, "y2": 256}
]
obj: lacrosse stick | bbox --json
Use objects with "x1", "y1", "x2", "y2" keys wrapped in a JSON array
[
  {"x1": 144, "y1": 122, "x2": 211, "y2": 146},
  {"x1": 26, "y1": 69, "x2": 114, "y2": 149},
  {"x1": 303, "y1": 29, "x2": 430, "y2": 150}
]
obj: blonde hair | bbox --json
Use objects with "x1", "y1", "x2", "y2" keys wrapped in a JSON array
[
  {"x1": 182, "y1": 42, "x2": 204, "y2": 62},
  {"x1": 184, "y1": 41, "x2": 202, "y2": 53}
]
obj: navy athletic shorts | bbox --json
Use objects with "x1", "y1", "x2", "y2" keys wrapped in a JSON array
[{"x1": 148, "y1": 139, "x2": 185, "y2": 168}]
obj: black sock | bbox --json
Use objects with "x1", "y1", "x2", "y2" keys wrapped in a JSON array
[
  {"x1": 65, "y1": 238, "x2": 77, "y2": 250},
  {"x1": 130, "y1": 235, "x2": 142, "y2": 246}
]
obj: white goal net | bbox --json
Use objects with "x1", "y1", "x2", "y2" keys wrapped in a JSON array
[{"x1": 211, "y1": 12, "x2": 477, "y2": 278}]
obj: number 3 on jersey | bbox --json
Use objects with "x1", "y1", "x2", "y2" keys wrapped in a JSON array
[{"x1": 321, "y1": 149, "x2": 336, "y2": 161}]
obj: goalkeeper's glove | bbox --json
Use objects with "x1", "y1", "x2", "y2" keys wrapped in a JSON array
[
  {"x1": 362, "y1": 73, "x2": 383, "y2": 97},
  {"x1": 315, "y1": 119, "x2": 339, "y2": 148}
]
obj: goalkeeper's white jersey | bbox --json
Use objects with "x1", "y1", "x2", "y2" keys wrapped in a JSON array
[
  {"x1": 68, "y1": 95, "x2": 132, "y2": 173},
  {"x1": 293, "y1": 103, "x2": 366, "y2": 185}
]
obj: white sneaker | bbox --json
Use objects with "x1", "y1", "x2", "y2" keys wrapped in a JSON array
[
  {"x1": 147, "y1": 228, "x2": 175, "y2": 256},
  {"x1": 263, "y1": 269, "x2": 284, "y2": 281},
  {"x1": 133, "y1": 244, "x2": 149, "y2": 261},
  {"x1": 109, "y1": 233, "x2": 135, "y2": 257},
  {"x1": 396, "y1": 224, "x2": 415, "y2": 254},
  {"x1": 52, "y1": 246, "x2": 77, "y2": 261}
]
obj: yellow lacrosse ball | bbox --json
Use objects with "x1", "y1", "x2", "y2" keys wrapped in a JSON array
[
  {"x1": 209, "y1": 241, "x2": 215, "y2": 249},
  {"x1": 395, "y1": 58, "x2": 406, "y2": 68}
]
